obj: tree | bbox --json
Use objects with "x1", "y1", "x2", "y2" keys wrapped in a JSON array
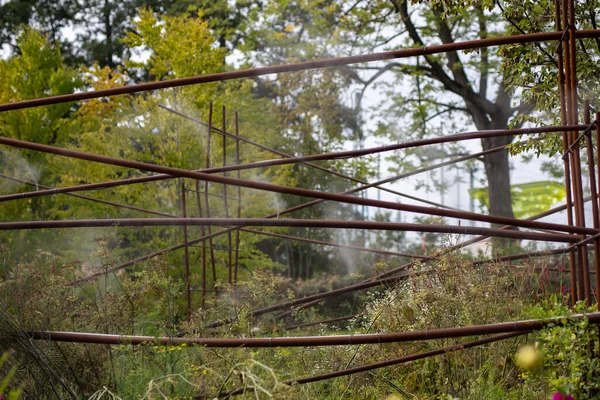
[
  {"x1": 0, "y1": 0, "x2": 175, "y2": 67},
  {"x1": 241, "y1": 0, "x2": 548, "y2": 226}
]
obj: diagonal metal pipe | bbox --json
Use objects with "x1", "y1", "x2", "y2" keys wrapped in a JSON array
[
  {"x1": 2, "y1": 31, "x2": 600, "y2": 112},
  {"x1": 0, "y1": 134, "x2": 594, "y2": 235}
]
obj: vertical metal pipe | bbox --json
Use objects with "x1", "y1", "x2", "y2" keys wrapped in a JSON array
[
  {"x1": 204, "y1": 103, "x2": 218, "y2": 286},
  {"x1": 567, "y1": 0, "x2": 591, "y2": 304},
  {"x1": 556, "y1": 0, "x2": 578, "y2": 304},
  {"x1": 596, "y1": 112, "x2": 600, "y2": 296},
  {"x1": 234, "y1": 111, "x2": 242, "y2": 284},
  {"x1": 181, "y1": 180, "x2": 191, "y2": 320},
  {"x1": 195, "y1": 180, "x2": 207, "y2": 306},
  {"x1": 584, "y1": 106, "x2": 599, "y2": 303},
  {"x1": 561, "y1": 0, "x2": 581, "y2": 303},
  {"x1": 222, "y1": 105, "x2": 233, "y2": 285}
]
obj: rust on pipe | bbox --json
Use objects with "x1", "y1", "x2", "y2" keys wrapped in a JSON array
[
  {"x1": 222, "y1": 105, "x2": 233, "y2": 285},
  {"x1": 26, "y1": 312, "x2": 600, "y2": 347},
  {"x1": 181, "y1": 181, "x2": 192, "y2": 321},
  {"x1": 584, "y1": 106, "x2": 600, "y2": 303},
  {"x1": 219, "y1": 331, "x2": 528, "y2": 397},
  {"x1": 0, "y1": 134, "x2": 595, "y2": 235},
  {"x1": 195, "y1": 180, "x2": 207, "y2": 306},
  {"x1": 0, "y1": 218, "x2": 578, "y2": 242},
  {"x1": 68, "y1": 144, "x2": 593, "y2": 286},
  {"x1": 0, "y1": 173, "x2": 176, "y2": 218},
  {"x1": 205, "y1": 103, "x2": 217, "y2": 286},
  {"x1": 234, "y1": 112, "x2": 241, "y2": 284},
  {"x1": 0, "y1": 125, "x2": 585, "y2": 205},
  {"x1": 595, "y1": 112, "x2": 600, "y2": 298},
  {"x1": 556, "y1": 0, "x2": 578, "y2": 305},
  {"x1": 3, "y1": 31, "x2": 600, "y2": 113},
  {"x1": 566, "y1": 0, "x2": 591, "y2": 305},
  {"x1": 159, "y1": 104, "x2": 461, "y2": 212},
  {"x1": 241, "y1": 228, "x2": 432, "y2": 260}
]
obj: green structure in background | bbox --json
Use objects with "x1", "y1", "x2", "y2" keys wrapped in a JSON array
[{"x1": 470, "y1": 181, "x2": 566, "y2": 220}]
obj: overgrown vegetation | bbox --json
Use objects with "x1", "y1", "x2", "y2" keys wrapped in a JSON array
[
  {"x1": 1, "y1": 0, "x2": 600, "y2": 399},
  {"x1": 0, "y1": 243, "x2": 597, "y2": 399}
]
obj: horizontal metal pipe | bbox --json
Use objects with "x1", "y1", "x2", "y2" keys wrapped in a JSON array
[
  {"x1": 206, "y1": 272, "x2": 417, "y2": 327},
  {"x1": 0, "y1": 126, "x2": 579, "y2": 204},
  {"x1": 242, "y1": 228, "x2": 433, "y2": 260},
  {"x1": 219, "y1": 331, "x2": 527, "y2": 397},
  {"x1": 451, "y1": 195, "x2": 595, "y2": 252},
  {"x1": 260, "y1": 200, "x2": 594, "y2": 323},
  {"x1": 292, "y1": 332, "x2": 525, "y2": 383},
  {"x1": 473, "y1": 247, "x2": 571, "y2": 265},
  {"x1": 69, "y1": 143, "x2": 512, "y2": 285},
  {"x1": 0, "y1": 135, "x2": 594, "y2": 235},
  {"x1": 0, "y1": 218, "x2": 576, "y2": 242},
  {"x1": 266, "y1": 246, "x2": 578, "y2": 323},
  {"x1": 0, "y1": 173, "x2": 176, "y2": 218},
  {"x1": 26, "y1": 312, "x2": 600, "y2": 347},
  {"x1": 180, "y1": 126, "x2": 584, "y2": 174},
  {"x1": 240, "y1": 246, "x2": 574, "y2": 325},
  {"x1": 2, "y1": 30, "x2": 600, "y2": 112},
  {"x1": 160, "y1": 104, "x2": 462, "y2": 212}
]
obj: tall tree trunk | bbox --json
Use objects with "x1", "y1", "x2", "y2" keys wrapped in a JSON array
[
  {"x1": 468, "y1": 89, "x2": 517, "y2": 247},
  {"x1": 481, "y1": 136, "x2": 515, "y2": 221}
]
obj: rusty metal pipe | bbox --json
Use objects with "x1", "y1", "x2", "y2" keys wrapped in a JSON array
[
  {"x1": 241, "y1": 228, "x2": 432, "y2": 260},
  {"x1": 0, "y1": 218, "x2": 577, "y2": 242},
  {"x1": 0, "y1": 125, "x2": 584, "y2": 206},
  {"x1": 221, "y1": 106, "x2": 233, "y2": 285},
  {"x1": 181, "y1": 181, "x2": 191, "y2": 321},
  {"x1": 0, "y1": 134, "x2": 594, "y2": 235},
  {"x1": 195, "y1": 180, "x2": 207, "y2": 306},
  {"x1": 160, "y1": 104, "x2": 458, "y2": 212},
  {"x1": 205, "y1": 103, "x2": 217, "y2": 285},
  {"x1": 567, "y1": 0, "x2": 591, "y2": 304},
  {"x1": 26, "y1": 312, "x2": 600, "y2": 347},
  {"x1": 234, "y1": 111, "x2": 241, "y2": 284},
  {"x1": 219, "y1": 331, "x2": 528, "y2": 397},
  {"x1": 556, "y1": 0, "x2": 578, "y2": 305},
  {"x1": 584, "y1": 107, "x2": 599, "y2": 303},
  {"x1": 3, "y1": 31, "x2": 600, "y2": 112},
  {"x1": 595, "y1": 112, "x2": 600, "y2": 297},
  {"x1": 0, "y1": 173, "x2": 176, "y2": 218}
]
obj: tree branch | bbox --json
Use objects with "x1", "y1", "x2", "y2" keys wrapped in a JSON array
[
  {"x1": 476, "y1": 5, "x2": 489, "y2": 97},
  {"x1": 391, "y1": 0, "x2": 497, "y2": 117},
  {"x1": 432, "y1": 5, "x2": 472, "y2": 90}
]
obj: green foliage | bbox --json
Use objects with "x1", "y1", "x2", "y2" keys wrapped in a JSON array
[
  {"x1": 0, "y1": 352, "x2": 22, "y2": 400},
  {"x1": 520, "y1": 300, "x2": 600, "y2": 399},
  {"x1": 498, "y1": 0, "x2": 600, "y2": 155}
]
